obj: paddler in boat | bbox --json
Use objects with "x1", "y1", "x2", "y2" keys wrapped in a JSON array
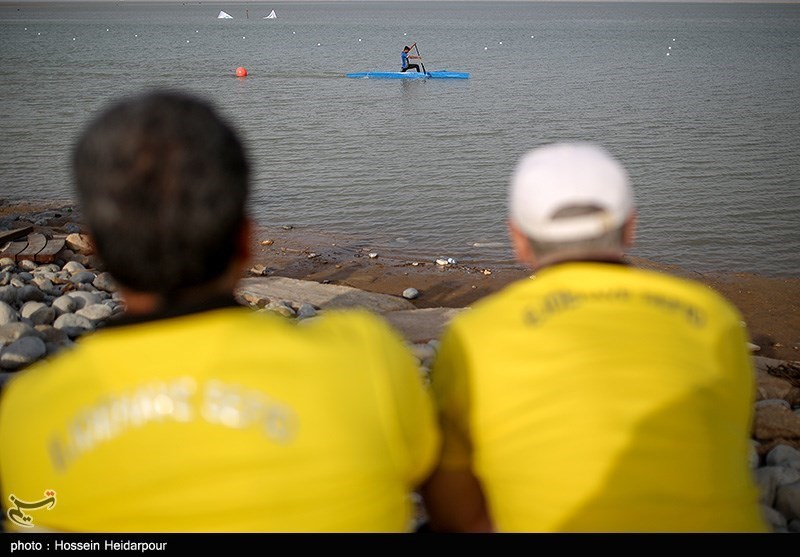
[{"x1": 401, "y1": 45, "x2": 422, "y2": 73}]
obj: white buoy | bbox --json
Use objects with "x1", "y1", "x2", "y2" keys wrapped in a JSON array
[
  {"x1": 358, "y1": 38, "x2": 362, "y2": 42},
  {"x1": 673, "y1": 38, "x2": 676, "y2": 41},
  {"x1": 484, "y1": 46, "x2": 488, "y2": 50},
  {"x1": 499, "y1": 41, "x2": 503, "y2": 45},
  {"x1": 667, "y1": 52, "x2": 670, "y2": 56},
  {"x1": 72, "y1": 37, "x2": 76, "y2": 41},
  {"x1": 317, "y1": 43, "x2": 321, "y2": 46}
]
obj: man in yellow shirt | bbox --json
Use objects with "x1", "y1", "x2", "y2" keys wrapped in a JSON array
[
  {"x1": 0, "y1": 91, "x2": 440, "y2": 532},
  {"x1": 420, "y1": 142, "x2": 768, "y2": 532}
]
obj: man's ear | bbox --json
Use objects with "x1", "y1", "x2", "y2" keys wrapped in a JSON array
[
  {"x1": 623, "y1": 211, "x2": 637, "y2": 249},
  {"x1": 508, "y1": 219, "x2": 535, "y2": 267}
]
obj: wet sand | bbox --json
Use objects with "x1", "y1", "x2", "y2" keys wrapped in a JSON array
[{"x1": 2, "y1": 199, "x2": 798, "y2": 362}]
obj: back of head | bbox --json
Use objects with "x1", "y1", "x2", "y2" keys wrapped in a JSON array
[
  {"x1": 72, "y1": 90, "x2": 250, "y2": 295},
  {"x1": 509, "y1": 142, "x2": 634, "y2": 261}
]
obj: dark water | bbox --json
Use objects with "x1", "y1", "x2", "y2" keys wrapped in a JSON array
[{"x1": 1, "y1": 2, "x2": 798, "y2": 277}]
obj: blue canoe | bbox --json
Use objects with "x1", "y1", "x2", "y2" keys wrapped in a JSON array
[{"x1": 346, "y1": 70, "x2": 469, "y2": 80}]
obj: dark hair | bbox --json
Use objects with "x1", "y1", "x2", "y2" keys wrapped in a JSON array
[
  {"x1": 72, "y1": 90, "x2": 250, "y2": 295},
  {"x1": 403, "y1": 46, "x2": 410, "y2": 51}
]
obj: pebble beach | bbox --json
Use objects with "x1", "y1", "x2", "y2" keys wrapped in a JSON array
[{"x1": 1, "y1": 200, "x2": 798, "y2": 533}]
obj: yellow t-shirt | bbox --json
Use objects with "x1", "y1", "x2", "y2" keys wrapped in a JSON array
[
  {"x1": 0, "y1": 305, "x2": 440, "y2": 532},
  {"x1": 431, "y1": 262, "x2": 767, "y2": 532}
]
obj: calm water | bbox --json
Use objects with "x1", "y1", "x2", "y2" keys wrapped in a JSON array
[{"x1": 1, "y1": 1, "x2": 799, "y2": 277}]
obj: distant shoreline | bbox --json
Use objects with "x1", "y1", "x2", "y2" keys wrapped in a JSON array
[{"x1": 2, "y1": 197, "x2": 799, "y2": 362}]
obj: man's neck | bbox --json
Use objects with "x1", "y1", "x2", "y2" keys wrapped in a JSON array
[{"x1": 532, "y1": 251, "x2": 628, "y2": 273}]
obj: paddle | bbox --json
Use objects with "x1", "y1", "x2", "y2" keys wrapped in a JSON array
[{"x1": 411, "y1": 42, "x2": 428, "y2": 74}]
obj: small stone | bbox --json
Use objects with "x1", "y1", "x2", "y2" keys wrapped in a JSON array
[
  {"x1": 260, "y1": 239, "x2": 274, "y2": 246},
  {"x1": 20, "y1": 301, "x2": 55, "y2": 326},
  {"x1": 0, "y1": 336, "x2": 47, "y2": 370},
  {"x1": 297, "y1": 303, "x2": 317, "y2": 319},
  {"x1": 93, "y1": 272, "x2": 117, "y2": 293},
  {"x1": 249, "y1": 264, "x2": 269, "y2": 277},
  {"x1": 17, "y1": 285, "x2": 45, "y2": 303},
  {"x1": 63, "y1": 261, "x2": 87, "y2": 274},
  {"x1": 65, "y1": 233, "x2": 94, "y2": 255},
  {"x1": 70, "y1": 271, "x2": 97, "y2": 284},
  {"x1": 402, "y1": 288, "x2": 419, "y2": 300},
  {"x1": 52, "y1": 295, "x2": 78, "y2": 315},
  {"x1": 76, "y1": 303, "x2": 113, "y2": 323},
  {"x1": 368, "y1": 253, "x2": 378, "y2": 259},
  {"x1": 53, "y1": 313, "x2": 95, "y2": 337},
  {"x1": 18, "y1": 260, "x2": 37, "y2": 272},
  {"x1": 0, "y1": 301, "x2": 18, "y2": 326}
]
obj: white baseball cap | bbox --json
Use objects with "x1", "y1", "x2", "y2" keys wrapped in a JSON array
[{"x1": 509, "y1": 142, "x2": 634, "y2": 242}]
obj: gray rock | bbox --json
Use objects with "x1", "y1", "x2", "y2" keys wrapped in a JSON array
[
  {"x1": 0, "y1": 271, "x2": 10, "y2": 286},
  {"x1": 402, "y1": 287, "x2": 419, "y2": 300},
  {"x1": 0, "y1": 322, "x2": 39, "y2": 344},
  {"x1": 17, "y1": 284, "x2": 45, "y2": 303},
  {"x1": 62, "y1": 260, "x2": 87, "y2": 274},
  {"x1": 18, "y1": 260, "x2": 37, "y2": 272},
  {"x1": 35, "y1": 325, "x2": 70, "y2": 346},
  {"x1": 52, "y1": 295, "x2": 78, "y2": 315},
  {"x1": 775, "y1": 482, "x2": 800, "y2": 523},
  {"x1": 17, "y1": 271, "x2": 34, "y2": 282},
  {"x1": 756, "y1": 466, "x2": 781, "y2": 506},
  {"x1": 0, "y1": 301, "x2": 18, "y2": 326},
  {"x1": 265, "y1": 301, "x2": 296, "y2": 318},
  {"x1": 76, "y1": 303, "x2": 113, "y2": 323},
  {"x1": 70, "y1": 271, "x2": 97, "y2": 284},
  {"x1": 66, "y1": 291, "x2": 100, "y2": 309},
  {"x1": 0, "y1": 285, "x2": 16, "y2": 305},
  {"x1": 0, "y1": 336, "x2": 47, "y2": 370},
  {"x1": 20, "y1": 301, "x2": 55, "y2": 326},
  {"x1": 37, "y1": 264, "x2": 61, "y2": 274},
  {"x1": 296, "y1": 303, "x2": 317, "y2": 319},
  {"x1": 761, "y1": 504, "x2": 787, "y2": 533},
  {"x1": 92, "y1": 272, "x2": 117, "y2": 293},
  {"x1": 409, "y1": 342, "x2": 437, "y2": 367},
  {"x1": 0, "y1": 257, "x2": 15, "y2": 268},
  {"x1": 10, "y1": 277, "x2": 24, "y2": 288},
  {"x1": 766, "y1": 445, "x2": 800, "y2": 469},
  {"x1": 31, "y1": 276, "x2": 59, "y2": 295},
  {"x1": 53, "y1": 313, "x2": 94, "y2": 337}
]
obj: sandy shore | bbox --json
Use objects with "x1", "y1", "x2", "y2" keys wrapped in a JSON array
[{"x1": 2, "y1": 199, "x2": 799, "y2": 362}]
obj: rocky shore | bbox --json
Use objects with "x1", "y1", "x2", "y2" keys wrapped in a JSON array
[{"x1": 1, "y1": 201, "x2": 799, "y2": 533}]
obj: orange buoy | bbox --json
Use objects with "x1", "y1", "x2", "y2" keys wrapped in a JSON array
[{"x1": 235, "y1": 66, "x2": 248, "y2": 77}]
